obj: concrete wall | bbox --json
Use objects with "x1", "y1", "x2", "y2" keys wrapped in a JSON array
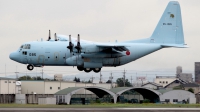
[
  {"x1": 0, "y1": 79, "x2": 16, "y2": 94},
  {"x1": 160, "y1": 90, "x2": 196, "y2": 104}
]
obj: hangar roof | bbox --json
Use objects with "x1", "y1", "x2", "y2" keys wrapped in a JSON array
[
  {"x1": 109, "y1": 87, "x2": 130, "y2": 94},
  {"x1": 55, "y1": 87, "x2": 82, "y2": 95}
]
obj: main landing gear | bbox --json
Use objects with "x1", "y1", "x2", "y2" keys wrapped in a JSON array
[
  {"x1": 77, "y1": 66, "x2": 101, "y2": 73},
  {"x1": 27, "y1": 64, "x2": 34, "y2": 71}
]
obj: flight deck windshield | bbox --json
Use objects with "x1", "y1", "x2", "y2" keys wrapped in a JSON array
[{"x1": 22, "y1": 44, "x2": 31, "y2": 49}]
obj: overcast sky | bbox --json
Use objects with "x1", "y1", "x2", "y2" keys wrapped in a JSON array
[{"x1": 0, "y1": 0, "x2": 200, "y2": 81}]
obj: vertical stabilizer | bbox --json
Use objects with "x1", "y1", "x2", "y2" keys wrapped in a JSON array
[{"x1": 151, "y1": 1, "x2": 184, "y2": 44}]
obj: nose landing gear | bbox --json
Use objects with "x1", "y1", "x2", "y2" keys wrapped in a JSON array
[{"x1": 27, "y1": 64, "x2": 34, "y2": 71}]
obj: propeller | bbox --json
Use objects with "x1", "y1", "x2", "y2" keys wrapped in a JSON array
[
  {"x1": 54, "y1": 33, "x2": 58, "y2": 41},
  {"x1": 75, "y1": 34, "x2": 81, "y2": 53},
  {"x1": 47, "y1": 30, "x2": 51, "y2": 41},
  {"x1": 67, "y1": 35, "x2": 74, "y2": 53}
]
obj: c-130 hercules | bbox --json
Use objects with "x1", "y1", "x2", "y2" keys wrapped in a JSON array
[{"x1": 10, "y1": 1, "x2": 187, "y2": 73}]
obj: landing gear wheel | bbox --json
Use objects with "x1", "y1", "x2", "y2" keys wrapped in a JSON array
[
  {"x1": 27, "y1": 64, "x2": 34, "y2": 71},
  {"x1": 93, "y1": 68, "x2": 101, "y2": 73},
  {"x1": 84, "y1": 68, "x2": 92, "y2": 73},
  {"x1": 77, "y1": 66, "x2": 84, "y2": 71}
]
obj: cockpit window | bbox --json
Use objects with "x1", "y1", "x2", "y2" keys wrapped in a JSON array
[
  {"x1": 22, "y1": 44, "x2": 31, "y2": 49},
  {"x1": 20, "y1": 45, "x2": 23, "y2": 49},
  {"x1": 22, "y1": 51, "x2": 27, "y2": 55}
]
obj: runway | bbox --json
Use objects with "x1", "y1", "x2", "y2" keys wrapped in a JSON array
[{"x1": 0, "y1": 108, "x2": 200, "y2": 112}]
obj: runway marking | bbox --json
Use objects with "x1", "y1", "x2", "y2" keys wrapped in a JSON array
[{"x1": 0, "y1": 108, "x2": 200, "y2": 110}]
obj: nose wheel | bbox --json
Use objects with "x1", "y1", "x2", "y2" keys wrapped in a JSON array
[{"x1": 27, "y1": 64, "x2": 34, "y2": 71}]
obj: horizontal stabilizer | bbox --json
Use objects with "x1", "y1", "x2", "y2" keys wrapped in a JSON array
[{"x1": 161, "y1": 44, "x2": 188, "y2": 48}]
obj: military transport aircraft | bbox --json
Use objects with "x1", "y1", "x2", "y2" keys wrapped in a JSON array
[{"x1": 9, "y1": 1, "x2": 187, "y2": 73}]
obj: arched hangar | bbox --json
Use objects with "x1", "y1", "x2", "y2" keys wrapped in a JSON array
[
  {"x1": 55, "y1": 86, "x2": 162, "y2": 104},
  {"x1": 110, "y1": 87, "x2": 162, "y2": 103},
  {"x1": 54, "y1": 86, "x2": 117, "y2": 104}
]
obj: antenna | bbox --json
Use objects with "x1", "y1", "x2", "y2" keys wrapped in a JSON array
[
  {"x1": 109, "y1": 72, "x2": 113, "y2": 88},
  {"x1": 99, "y1": 72, "x2": 102, "y2": 83},
  {"x1": 47, "y1": 30, "x2": 51, "y2": 41},
  {"x1": 54, "y1": 33, "x2": 57, "y2": 41},
  {"x1": 131, "y1": 76, "x2": 133, "y2": 87},
  {"x1": 123, "y1": 69, "x2": 126, "y2": 87},
  {"x1": 90, "y1": 76, "x2": 95, "y2": 83}
]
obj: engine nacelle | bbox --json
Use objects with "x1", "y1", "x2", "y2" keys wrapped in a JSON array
[{"x1": 66, "y1": 56, "x2": 83, "y2": 66}]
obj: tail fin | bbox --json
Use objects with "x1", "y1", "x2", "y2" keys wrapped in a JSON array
[{"x1": 151, "y1": 1, "x2": 185, "y2": 45}]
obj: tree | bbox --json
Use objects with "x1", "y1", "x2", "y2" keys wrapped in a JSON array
[
  {"x1": 116, "y1": 78, "x2": 132, "y2": 87},
  {"x1": 88, "y1": 80, "x2": 92, "y2": 83},
  {"x1": 73, "y1": 77, "x2": 77, "y2": 82},
  {"x1": 73, "y1": 77, "x2": 81, "y2": 82},
  {"x1": 106, "y1": 80, "x2": 111, "y2": 83},
  {"x1": 32, "y1": 76, "x2": 43, "y2": 80},
  {"x1": 18, "y1": 75, "x2": 32, "y2": 81},
  {"x1": 77, "y1": 78, "x2": 80, "y2": 82},
  {"x1": 188, "y1": 88, "x2": 194, "y2": 93}
]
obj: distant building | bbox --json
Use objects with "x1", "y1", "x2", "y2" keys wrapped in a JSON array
[
  {"x1": 176, "y1": 66, "x2": 182, "y2": 77},
  {"x1": 179, "y1": 73, "x2": 193, "y2": 82},
  {"x1": 142, "y1": 82, "x2": 163, "y2": 90},
  {"x1": 182, "y1": 83, "x2": 200, "y2": 94},
  {"x1": 54, "y1": 74, "x2": 63, "y2": 81},
  {"x1": 154, "y1": 76, "x2": 176, "y2": 87},
  {"x1": 195, "y1": 62, "x2": 200, "y2": 84},
  {"x1": 133, "y1": 76, "x2": 148, "y2": 87},
  {"x1": 164, "y1": 79, "x2": 187, "y2": 89},
  {"x1": 176, "y1": 66, "x2": 193, "y2": 82}
]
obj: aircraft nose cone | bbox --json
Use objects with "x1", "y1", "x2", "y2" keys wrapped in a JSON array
[{"x1": 9, "y1": 52, "x2": 18, "y2": 61}]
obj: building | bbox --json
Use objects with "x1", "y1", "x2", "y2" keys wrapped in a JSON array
[
  {"x1": 159, "y1": 90, "x2": 196, "y2": 104},
  {"x1": 0, "y1": 77, "x2": 16, "y2": 94},
  {"x1": 176, "y1": 66, "x2": 192, "y2": 82},
  {"x1": 195, "y1": 62, "x2": 200, "y2": 84},
  {"x1": 0, "y1": 77, "x2": 16, "y2": 103},
  {"x1": 55, "y1": 87, "x2": 197, "y2": 104},
  {"x1": 179, "y1": 73, "x2": 193, "y2": 82},
  {"x1": 54, "y1": 74, "x2": 63, "y2": 81},
  {"x1": 176, "y1": 66, "x2": 182, "y2": 77},
  {"x1": 154, "y1": 76, "x2": 176, "y2": 87},
  {"x1": 133, "y1": 76, "x2": 148, "y2": 87},
  {"x1": 142, "y1": 82, "x2": 163, "y2": 90},
  {"x1": 182, "y1": 83, "x2": 200, "y2": 94},
  {"x1": 20, "y1": 80, "x2": 112, "y2": 104},
  {"x1": 164, "y1": 79, "x2": 187, "y2": 89}
]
